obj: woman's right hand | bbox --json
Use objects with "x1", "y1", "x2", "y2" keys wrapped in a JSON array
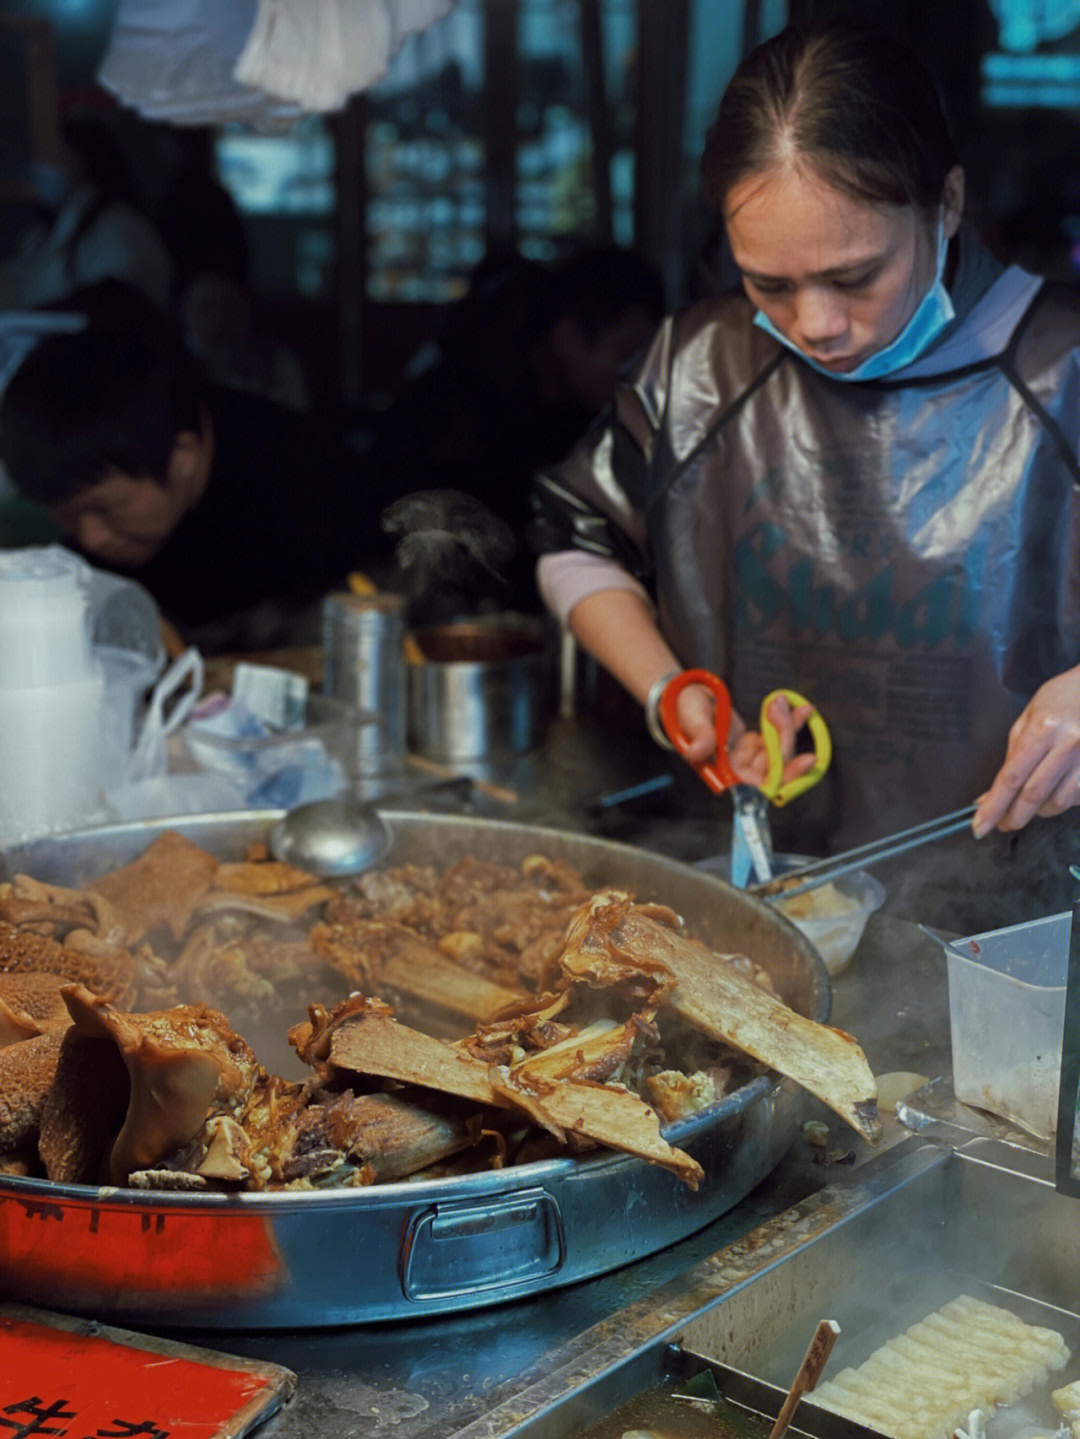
[
  {"x1": 671, "y1": 683, "x2": 817, "y2": 788},
  {"x1": 665, "y1": 678, "x2": 720, "y2": 765}
]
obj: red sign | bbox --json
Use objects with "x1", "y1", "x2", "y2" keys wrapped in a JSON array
[{"x1": 0, "y1": 1306, "x2": 294, "y2": 1439}]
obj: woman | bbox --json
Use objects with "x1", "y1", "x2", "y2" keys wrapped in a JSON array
[{"x1": 531, "y1": 21, "x2": 1080, "y2": 895}]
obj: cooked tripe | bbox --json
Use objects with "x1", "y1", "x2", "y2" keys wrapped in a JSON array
[
  {"x1": 810, "y1": 1294, "x2": 1069, "y2": 1439},
  {"x1": 1052, "y1": 1376, "x2": 1080, "y2": 1439}
]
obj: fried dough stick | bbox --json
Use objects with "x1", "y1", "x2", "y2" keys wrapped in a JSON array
[{"x1": 559, "y1": 891, "x2": 881, "y2": 1144}]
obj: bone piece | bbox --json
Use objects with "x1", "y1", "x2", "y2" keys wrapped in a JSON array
[
  {"x1": 313, "y1": 919, "x2": 526, "y2": 1020},
  {"x1": 296, "y1": 996, "x2": 702, "y2": 1187},
  {"x1": 559, "y1": 891, "x2": 880, "y2": 1143}
]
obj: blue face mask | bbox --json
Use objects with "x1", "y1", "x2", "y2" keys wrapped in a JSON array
[{"x1": 752, "y1": 213, "x2": 956, "y2": 381}]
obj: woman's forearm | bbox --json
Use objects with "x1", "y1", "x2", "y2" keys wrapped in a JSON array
[{"x1": 567, "y1": 589, "x2": 684, "y2": 704}]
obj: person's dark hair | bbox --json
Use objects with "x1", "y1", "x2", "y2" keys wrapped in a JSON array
[
  {"x1": 0, "y1": 321, "x2": 204, "y2": 506},
  {"x1": 432, "y1": 244, "x2": 663, "y2": 377},
  {"x1": 160, "y1": 173, "x2": 251, "y2": 293},
  {"x1": 60, "y1": 114, "x2": 139, "y2": 206},
  {"x1": 701, "y1": 20, "x2": 958, "y2": 217},
  {"x1": 543, "y1": 244, "x2": 665, "y2": 340}
]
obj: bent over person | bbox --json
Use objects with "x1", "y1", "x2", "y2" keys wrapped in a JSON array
[
  {"x1": 0, "y1": 293, "x2": 393, "y2": 653},
  {"x1": 530, "y1": 20, "x2": 1080, "y2": 924}
]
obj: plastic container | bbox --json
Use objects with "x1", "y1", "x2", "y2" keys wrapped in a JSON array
[
  {"x1": 0, "y1": 550, "x2": 104, "y2": 843},
  {"x1": 942, "y1": 911, "x2": 1072, "y2": 1139},
  {"x1": 0, "y1": 548, "x2": 95, "y2": 686},
  {"x1": 694, "y1": 852, "x2": 885, "y2": 976},
  {"x1": 96, "y1": 645, "x2": 164, "y2": 785},
  {"x1": 178, "y1": 690, "x2": 371, "y2": 808},
  {"x1": 769, "y1": 866, "x2": 886, "y2": 976},
  {"x1": 0, "y1": 547, "x2": 171, "y2": 843}
]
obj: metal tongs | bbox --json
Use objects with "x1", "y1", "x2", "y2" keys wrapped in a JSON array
[{"x1": 751, "y1": 804, "x2": 978, "y2": 900}]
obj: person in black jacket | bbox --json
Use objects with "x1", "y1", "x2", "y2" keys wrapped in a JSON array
[
  {"x1": 366, "y1": 244, "x2": 664, "y2": 618},
  {"x1": 0, "y1": 296, "x2": 392, "y2": 653}
]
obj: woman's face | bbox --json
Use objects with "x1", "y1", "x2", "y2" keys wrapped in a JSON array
[{"x1": 724, "y1": 166, "x2": 958, "y2": 373}]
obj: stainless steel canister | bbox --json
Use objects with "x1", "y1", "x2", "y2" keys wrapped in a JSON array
[
  {"x1": 407, "y1": 614, "x2": 549, "y2": 763},
  {"x1": 322, "y1": 591, "x2": 406, "y2": 792}
]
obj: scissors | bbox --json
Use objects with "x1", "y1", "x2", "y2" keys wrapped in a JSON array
[{"x1": 657, "y1": 669, "x2": 832, "y2": 886}]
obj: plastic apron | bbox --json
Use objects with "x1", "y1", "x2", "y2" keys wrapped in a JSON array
[{"x1": 533, "y1": 281, "x2": 1080, "y2": 855}]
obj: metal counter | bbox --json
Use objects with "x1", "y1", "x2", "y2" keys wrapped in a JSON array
[{"x1": 181, "y1": 907, "x2": 948, "y2": 1439}]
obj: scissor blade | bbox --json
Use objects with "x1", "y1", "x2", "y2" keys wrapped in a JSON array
[
  {"x1": 731, "y1": 788, "x2": 774, "y2": 888},
  {"x1": 730, "y1": 817, "x2": 754, "y2": 888}
]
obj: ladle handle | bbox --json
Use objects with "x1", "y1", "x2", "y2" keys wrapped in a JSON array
[{"x1": 766, "y1": 1319, "x2": 840, "y2": 1439}]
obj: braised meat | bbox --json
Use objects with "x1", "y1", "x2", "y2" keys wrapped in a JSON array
[{"x1": 0, "y1": 830, "x2": 879, "y2": 1190}]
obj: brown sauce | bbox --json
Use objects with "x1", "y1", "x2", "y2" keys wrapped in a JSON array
[{"x1": 578, "y1": 1375, "x2": 772, "y2": 1439}]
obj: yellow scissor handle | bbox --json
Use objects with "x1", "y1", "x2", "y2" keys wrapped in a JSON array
[{"x1": 759, "y1": 688, "x2": 832, "y2": 805}]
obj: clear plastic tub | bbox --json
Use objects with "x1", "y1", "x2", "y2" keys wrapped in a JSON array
[
  {"x1": 943, "y1": 911, "x2": 1072, "y2": 1139},
  {"x1": 178, "y1": 691, "x2": 373, "y2": 807}
]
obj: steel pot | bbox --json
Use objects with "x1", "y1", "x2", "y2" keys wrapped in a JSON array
[
  {"x1": 407, "y1": 614, "x2": 549, "y2": 761},
  {"x1": 0, "y1": 811, "x2": 828, "y2": 1328}
]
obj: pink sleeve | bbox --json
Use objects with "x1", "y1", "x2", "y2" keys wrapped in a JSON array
[{"x1": 536, "y1": 550, "x2": 651, "y2": 627}]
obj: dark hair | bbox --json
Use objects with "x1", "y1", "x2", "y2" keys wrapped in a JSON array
[
  {"x1": 0, "y1": 322, "x2": 204, "y2": 506},
  {"x1": 435, "y1": 244, "x2": 664, "y2": 372},
  {"x1": 60, "y1": 114, "x2": 138, "y2": 206},
  {"x1": 543, "y1": 245, "x2": 665, "y2": 340},
  {"x1": 701, "y1": 21, "x2": 958, "y2": 217}
]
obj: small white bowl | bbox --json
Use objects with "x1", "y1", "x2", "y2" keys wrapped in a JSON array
[{"x1": 768, "y1": 863, "x2": 886, "y2": 976}]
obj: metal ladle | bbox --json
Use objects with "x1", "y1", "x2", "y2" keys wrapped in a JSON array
[{"x1": 268, "y1": 793, "x2": 393, "y2": 876}]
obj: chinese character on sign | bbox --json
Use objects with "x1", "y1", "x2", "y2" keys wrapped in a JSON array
[
  {"x1": 0, "y1": 1396, "x2": 77, "y2": 1438},
  {"x1": 86, "y1": 1424, "x2": 171, "y2": 1439}
]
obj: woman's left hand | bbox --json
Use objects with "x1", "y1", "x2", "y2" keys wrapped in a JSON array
[{"x1": 973, "y1": 665, "x2": 1080, "y2": 836}]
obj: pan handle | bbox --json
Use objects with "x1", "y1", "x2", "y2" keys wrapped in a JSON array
[{"x1": 400, "y1": 1188, "x2": 566, "y2": 1302}]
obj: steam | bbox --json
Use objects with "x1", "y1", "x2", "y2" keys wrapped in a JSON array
[
  {"x1": 382, "y1": 489, "x2": 518, "y2": 624},
  {"x1": 877, "y1": 811, "x2": 1080, "y2": 933}
]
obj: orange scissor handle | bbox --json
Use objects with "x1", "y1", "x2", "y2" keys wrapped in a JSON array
[
  {"x1": 657, "y1": 668, "x2": 739, "y2": 794},
  {"x1": 759, "y1": 687, "x2": 832, "y2": 805}
]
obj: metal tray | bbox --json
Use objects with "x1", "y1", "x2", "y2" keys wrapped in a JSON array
[
  {"x1": 480, "y1": 1343, "x2": 879, "y2": 1439},
  {"x1": 0, "y1": 811, "x2": 829, "y2": 1329},
  {"x1": 444, "y1": 1135, "x2": 1080, "y2": 1438}
]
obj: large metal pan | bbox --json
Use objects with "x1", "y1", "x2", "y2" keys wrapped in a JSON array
[{"x1": 0, "y1": 811, "x2": 829, "y2": 1328}]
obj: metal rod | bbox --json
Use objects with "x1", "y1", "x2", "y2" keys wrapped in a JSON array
[
  {"x1": 593, "y1": 773, "x2": 674, "y2": 809},
  {"x1": 752, "y1": 805, "x2": 977, "y2": 900}
]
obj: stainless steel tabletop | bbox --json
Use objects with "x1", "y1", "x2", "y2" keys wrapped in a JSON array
[{"x1": 164, "y1": 905, "x2": 946, "y2": 1439}]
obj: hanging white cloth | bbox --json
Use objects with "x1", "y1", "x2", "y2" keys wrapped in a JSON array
[
  {"x1": 98, "y1": 0, "x2": 302, "y2": 129},
  {"x1": 98, "y1": 0, "x2": 457, "y2": 129},
  {"x1": 234, "y1": 0, "x2": 457, "y2": 109}
]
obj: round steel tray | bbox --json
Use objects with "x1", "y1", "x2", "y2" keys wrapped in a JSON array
[{"x1": 0, "y1": 811, "x2": 828, "y2": 1328}]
